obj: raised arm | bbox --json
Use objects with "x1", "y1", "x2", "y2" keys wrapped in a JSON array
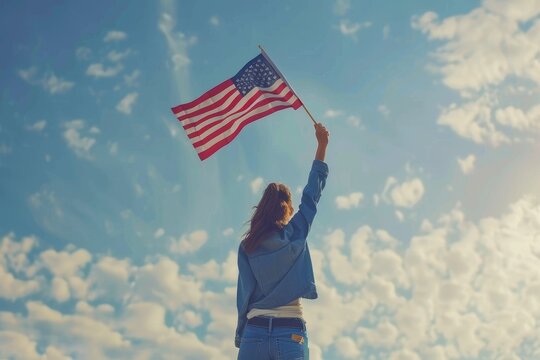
[
  {"x1": 284, "y1": 123, "x2": 330, "y2": 243},
  {"x1": 314, "y1": 122, "x2": 329, "y2": 162}
]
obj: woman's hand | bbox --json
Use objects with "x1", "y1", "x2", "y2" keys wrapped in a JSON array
[
  {"x1": 314, "y1": 122, "x2": 328, "y2": 161},
  {"x1": 315, "y1": 122, "x2": 329, "y2": 147}
]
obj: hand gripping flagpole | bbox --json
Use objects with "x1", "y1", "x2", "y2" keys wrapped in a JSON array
[{"x1": 258, "y1": 45, "x2": 318, "y2": 125}]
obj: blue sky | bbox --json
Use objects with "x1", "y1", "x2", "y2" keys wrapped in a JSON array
[{"x1": 2, "y1": 0, "x2": 540, "y2": 359}]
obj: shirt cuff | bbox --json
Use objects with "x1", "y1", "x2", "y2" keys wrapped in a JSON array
[{"x1": 312, "y1": 159, "x2": 329, "y2": 175}]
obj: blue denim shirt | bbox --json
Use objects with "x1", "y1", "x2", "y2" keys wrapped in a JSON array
[{"x1": 235, "y1": 159, "x2": 329, "y2": 348}]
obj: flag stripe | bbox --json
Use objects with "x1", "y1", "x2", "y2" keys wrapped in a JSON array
[
  {"x1": 181, "y1": 80, "x2": 283, "y2": 130},
  {"x1": 196, "y1": 99, "x2": 302, "y2": 160},
  {"x1": 185, "y1": 82, "x2": 289, "y2": 139},
  {"x1": 172, "y1": 80, "x2": 234, "y2": 115},
  {"x1": 178, "y1": 87, "x2": 240, "y2": 124},
  {"x1": 192, "y1": 89, "x2": 296, "y2": 147},
  {"x1": 194, "y1": 93, "x2": 298, "y2": 151},
  {"x1": 181, "y1": 90, "x2": 242, "y2": 128}
]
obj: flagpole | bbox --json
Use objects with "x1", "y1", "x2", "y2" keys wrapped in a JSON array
[{"x1": 258, "y1": 45, "x2": 318, "y2": 125}]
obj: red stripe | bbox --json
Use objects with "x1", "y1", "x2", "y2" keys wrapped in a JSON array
[
  {"x1": 186, "y1": 83, "x2": 289, "y2": 139},
  {"x1": 182, "y1": 90, "x2": 243, "y2": 131},
  {"x1": 171, "y1": 79, "x2": 233, "y2": 114},
  {"x1": 196, "y1": 99, "x2": 302, "y2": 160},
  {"x1": 178, "y1": 87, "x2": 239, "y2": 123},
  {"x1": 192, "y1": 90, "x2": 295, "y2": 147}
]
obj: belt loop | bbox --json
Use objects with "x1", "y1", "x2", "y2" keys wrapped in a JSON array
[{"x1": 269, "y1": 317, "x2": 273, "y2": 334}]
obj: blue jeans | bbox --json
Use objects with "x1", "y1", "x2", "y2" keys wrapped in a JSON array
[{"x1": 237, "y1": 317, "x2": 309, "y2": 360}]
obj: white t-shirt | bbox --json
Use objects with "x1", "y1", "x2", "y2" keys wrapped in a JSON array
[{"x1": 246, "y1": 298, "x2": 304, "y2": 320}]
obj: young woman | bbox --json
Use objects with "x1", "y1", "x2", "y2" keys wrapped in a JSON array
[{"x1": 235, "y1": 122, "x2": 330, "y2": 360}]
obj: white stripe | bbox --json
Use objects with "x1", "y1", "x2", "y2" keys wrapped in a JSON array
[
  {"x1": 181, "y1": 90, "x2": 242, "y2": 126},
  {"x1": 175, "y1": 83, "x2": 236, "y2": 118},
  {"x1": 182, "y1": 79, "x2": 285, "y2": 127},
  {"x1": 194, "y1": 94, "x2": 298, "y2": 153},
  {"x1": 186, "y1": 80, "x2": 287, "y2": 136}
]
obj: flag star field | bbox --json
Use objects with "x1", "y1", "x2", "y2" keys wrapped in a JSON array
[{"x1": 2, "y1": 0, "x2": 540, "y2": 359}]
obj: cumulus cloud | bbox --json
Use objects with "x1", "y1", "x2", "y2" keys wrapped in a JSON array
[
  {"x1": 324, "y1": 109, "x2": 343, "y2": 118},
  {"x1": 169, "y1": 229, "x2": 208, "y2": 254},
  {"x1": 457, "y1": 154, "x2": 476, "y2": 174},
  {"x1": 382, "y1": 176, "x2": 425, "y2": 208},
  {"x1": 333, "y1": 0, "x2": 351, "y2": 16},
  {"x1": 62, "y1": 119, "x2": 98, "y2": 160},
  {"x1": 116, "y1": 92, "x2": 138, "y2": 114},
  {"x1": 335, "y1": 192, "x2": 364, "y2": 209},
  {"x1": 86, "y1": 63, "x2": 123, "y2": 78},
  {"x1": 18, "y1": 67, "x2": 74, "y2": 94},
  {"x1": 4, "y1": 195, "x2": 540, "y2": 358},
  {"x1": 412, "y1": 1, "x2": 540, "y2": 144},
  {"x1": 107, "y1": 49, "x2": 131, "y2": 62},
  {"x1": 159, "y1": 12, "x2": 197, "y2": 71},
  {"x1": 337, "y1": 20, "x2": 372, "y2": 40},
  {"x1": 103, "y1": 30, "x2": 127, "y2": 42},
  {"x1": 26, "y1": 120, "x2": 46, "y2": 132}
]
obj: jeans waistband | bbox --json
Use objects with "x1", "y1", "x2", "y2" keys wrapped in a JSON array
[{"x1": 247, "y1": 316, "x2": 306, "y2": 331}]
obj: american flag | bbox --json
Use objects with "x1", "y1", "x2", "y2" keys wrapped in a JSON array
[{"x1": 171, "y1": 52, "x2": 302, "y2": 160}]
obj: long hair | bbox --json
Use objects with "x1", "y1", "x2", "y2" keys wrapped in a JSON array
[{"x1": 241, "y1": 182, "x2": 292, "y2": 254}]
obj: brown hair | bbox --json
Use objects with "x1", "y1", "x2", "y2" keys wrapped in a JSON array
[{"x1": 241, "y1": 182, "x2": 292, "y2": 254}]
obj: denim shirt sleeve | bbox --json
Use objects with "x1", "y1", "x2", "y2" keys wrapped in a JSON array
[
  {"x1": 235, "y1": 244, "x2": 256, "y2": 348},
  {"x1": 284, "y1": 159, "x2": 329, "y2": 254}
]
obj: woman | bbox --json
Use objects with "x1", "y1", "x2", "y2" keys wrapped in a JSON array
[{"x1": 235, "y1": 122, "x2": 330, "y2": 360}]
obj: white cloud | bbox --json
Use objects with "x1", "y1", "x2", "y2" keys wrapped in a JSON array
[
  {"x1": 159, "y1": 12, "x2": 197, "y2": 71},
  {"x1": 107, "y1": 49, "x2": 131, "y2": 62},
  {"x1": 438, "y1": 96, "x2": 510, "y2": 146},
  {"x1": 62, "y1": 119, "x2": 97, "y2": 160},
  {"x1": 86, "y1": 63, "x2": 123, "y2": 78},
  {"x1": 335, "y1": 336, "x2": 361, "y2": 358},
  {"x1": 187, "y1": 251, "x2": 237, "y2": 283},
  {"x1": 324, "y1": 109, "x2": 343, "y2": 118},
  {"x1": 346, "y1": 115, "x2": 362, "y2": 128},
  {"x1": 154, "y1": 228, "x2": 165, "y2": 239},
  {"x1": 209, "y1": 16, "x2": 220, "y2": 27},
  {"x1": 116, "y1": 92, "x2": 138, "y2": 114},
  {"x1": 382, "y1": 176, "x2": 425, "y2": 208},
  {"x1": 4, "y1": 193, "x2": 540, "y2": 359},
  {"x1": 26, "y1": 120, "x2": 47, "y2": 132},
  {"x1": 169, "y1": 230, "x2": 208, "y2": 254},
  {"x1": 337, "y1": 20, "x2": 372, "y2": 40},
  {"x1": 457, "y1": 154, "x2": 476, "y2": 174},
  {"x1": 250, "y1": 177, "x2": 264, "y2": 194},
  {"x1": 412, "y1": 1, "x2": 540, "y2": 144},
  {"x1": 496, "y1": 104, "x2": 540, "y2": 131},
  {"x1": 335, "y1": 192, "x2": 364, "y2": 209},
  {"x1": 0, "y1": 267, "x2": 39, "y2": 300},
  {"x1": 51, "y1": 277, "x2": 70, "y2": 302},
  {"x1": 103, "y1": 30, "x2": 127, "y2": 42},
  {"x1": 18, "y1": 67, "x2": 74, "y2": 94},
  {"x1": 179, "y1": 310, "x2": 203, "y2": 328},
  {"x1": 40, "y1": 248, "x2": 92, "y2": 278},
  {"x1": 333, "y1": 0, "x2": 351, "y2": 16},
  {"x1": 43, "y1": 74, "x2": 75, "y2": 94},
  {"x1": 124, "y1": 69, "x2": 140, "y2": 86}
]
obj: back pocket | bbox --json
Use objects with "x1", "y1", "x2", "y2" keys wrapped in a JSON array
[
  {"x1": 276, "y1": 335, "x2": 305, "y2": 360},
  {"x1": 238, "y1": 337, "x2": 263, "y2": 360}
]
